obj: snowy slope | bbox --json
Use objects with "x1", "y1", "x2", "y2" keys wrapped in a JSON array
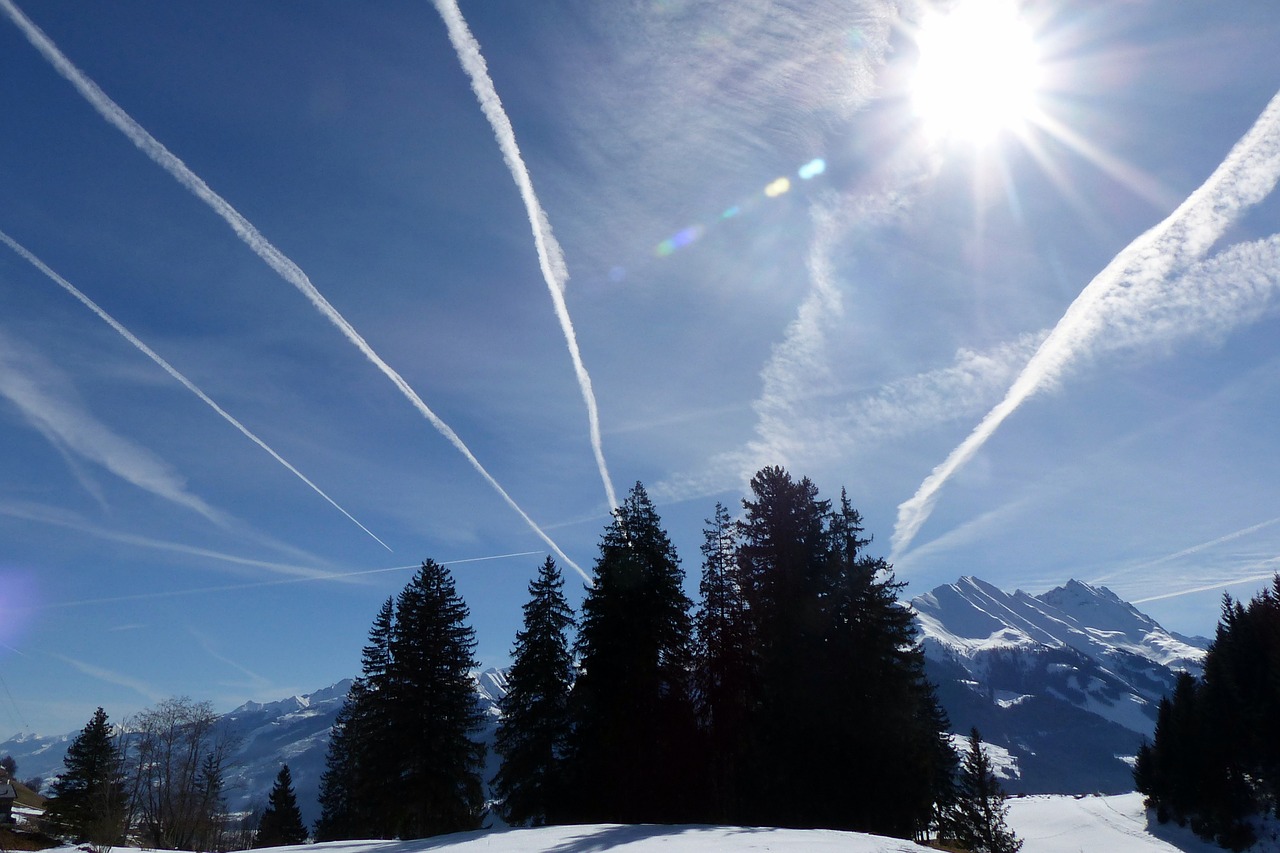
[
  {"x1": 21, "y1": 793, "x2": 1267, "y2": 852},
  {"x1": 1006, "y1": 793, "x2": 1242, "y2": 853},
  {"x1": 913, "y1": 577, "x2": 1210, "y2": 796}
]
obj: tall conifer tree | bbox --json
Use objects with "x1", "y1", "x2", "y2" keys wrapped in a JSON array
[
  {"x1": 316, "y1": 562, "x2": 485, "y2": 839},
  {"x1": 492, "y1": 557, "x2": 575, "y2": 826},
  {"x1": 46, "y1": 707, "x2": 126, "y2": 844},
  {"x1": 255, "y1": 764, "x2": 307, "y2": 847},
  {"x1": 315, "y1": 598, "x2": 395, "y2": 840},
  {"x1": 734, "y1": 466, "x2": 833, "y2": 827},
  {"x1": 389, "y1": 560, "x2": 486, "y2": 837},
  {"x1": 943, "y1": 729, "x2": 1022, "y2": 853},
  {"x1": 825, "y1": 489, "x2": 956, "y2": 837},
  {"x1": 693, "y1": 502, "x2": 751, "y2": 821},
  {"x1": 563, "y1": 482, "x2": 698, "y2": 824},
  {"x1": 1136, "y1": 576, "x2": 1280, "y2": 848},
  {"x1": 730, "y1": 467, "x2": 953, "y2": 836}
]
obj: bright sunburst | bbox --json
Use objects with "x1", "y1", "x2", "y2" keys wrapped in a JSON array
[{"x1": 912, "y1": 0, "x2": 1043, "y2": 144}]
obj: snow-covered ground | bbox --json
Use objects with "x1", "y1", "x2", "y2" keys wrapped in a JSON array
[
  {"x1": 1007, "y1": 793, "x2": 1229, "y2": 852},
  {"x1": 19, "y1": 793, "x2": 1278, "y2": 852}
]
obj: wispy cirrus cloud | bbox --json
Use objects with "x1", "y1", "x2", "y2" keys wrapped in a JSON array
[
  {"x1": 658, "y1": 171, "x2": 1041, "y2": 503},
  {"x1": 52, "y1": 653, "x2": 167, "y2": 704},
  {"x1": 0, "y1": 331, "x2": 227, "y2": 525},
  {"x1": 0, "y1": 499, "x2": 340, "y2": 582}
]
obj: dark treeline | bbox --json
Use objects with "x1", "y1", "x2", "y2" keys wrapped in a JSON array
[
  {"x1": 316, "y1": 465, "x2": 980, "y2": 843},
  {"x1": 43, "y1": 465, "x2": 1020, "y2": 850},
  {"x1": 1135, "y1": 575, "x2": 1280, "y2": 850}
]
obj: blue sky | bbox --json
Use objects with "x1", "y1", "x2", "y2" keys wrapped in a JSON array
[{"x1": 2, "y1": 0, "x2": 1279, "y2": 737}]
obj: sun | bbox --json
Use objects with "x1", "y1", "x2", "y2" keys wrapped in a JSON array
[{"x1": 911, "y1": 0, "x2": 1043, "y2": 145}]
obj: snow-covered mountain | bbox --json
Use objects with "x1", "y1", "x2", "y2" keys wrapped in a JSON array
[
  {"x1": 0, "y1": 670, "x2": 509, "y2": 828},
  {"x1": 913, "y1": 576, "x2": 1210, "y2": 795}
]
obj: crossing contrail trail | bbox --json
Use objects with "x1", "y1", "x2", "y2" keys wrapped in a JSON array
[
  {"x1": 0, "y1": 229, "x2": 391, "y2": 552},
  {"x1": 432, "y1": 0, "x2": 618, "y2": 512},
  {"x1": 891, "y1": 88, "x2": 1280, "y2": 559},
  {"x1": 0, "y1": 0, "x2": 587, "y2": 580}
]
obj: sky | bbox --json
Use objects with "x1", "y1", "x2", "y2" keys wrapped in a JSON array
[{"x1": 2, "y1": 0, "x2": 1280, "y2": 737}]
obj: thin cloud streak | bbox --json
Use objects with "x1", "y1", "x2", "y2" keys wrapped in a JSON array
[
  {"x1": 0, "y1": 229, "x2": 391, "y2": 552},
  {"x1": 52, "y1": 653, "x2": 167, "y2": 703},
  {"x1": 0, "y1": 0, "x2": 584, "y2": 580},
  {"x1": 1095, "y1": 515, "x2": 1280, "y2": 584},
  {"x1": 40, "y1": 550, "x2": 543, "y2": 609},
  {"x1": 191, "y1": 628, "x2": 270, "y2": 688},
  {"x1": 0, "y1": 335, "x2": 228, "y2": 526},
  {"x1": 1132, "y1": 570, "x2": 1280, "y2": 605},
  {"x1": 0, "y1": 500, "x2": 341, "y2": 581},
  {"x1": 892, "y1": 89, "x2": 1280, "y2": 559},
  {"x1": 432, "y1": 0, "x2": 618, "y2": 512}
]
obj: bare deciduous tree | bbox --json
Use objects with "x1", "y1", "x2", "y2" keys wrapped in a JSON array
[{"x1": 119, "y1": 697, "x2": 235, "y2": 851}]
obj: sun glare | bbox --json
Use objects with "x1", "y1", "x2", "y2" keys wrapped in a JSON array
[{"x1": 912, "y1": 0, "x2": 1043, "y2": 144}]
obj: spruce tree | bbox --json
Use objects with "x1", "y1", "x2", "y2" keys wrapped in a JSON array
[
  {"x1": 730, "y1": 468, "x2": 953, "y2": 836},
  {"x1": 255, "y1": 765, "x2": 307, "y2": 847},
  {"x1": 692, "y1": 502, "x2": 751, "y2": 822},
  {"x1": 1136, "y1": 576, "x2": 1280, "y2": 848},
  {"x1": 734, "y1": 466, "x2": 833, "y2": 827},
  {"x1": 316, "y1": 563, "x2": 486, "y2": 839},
  {"x1": 315, "y1": 598, "x2": 395, "y2": 840},
  {"x1": 492, "y1": 557, "x2": 575, "y2": 826},
  {"x1": 825, "y1": 489, "x2": 956, "y2": 838},
  {"x1": 313, "y1": 688, "x2": 364, "y2": 841},
  {"x1": 944, "y1": 729, "x2": 1022, "y2": 853},
  {"x1": 562, "y1": 482, "x2": 698, "y2": 824},
  {"x1": 46, "y1": 707, "x2": 126, "y2": 844},
  {"x1": 388, "y1": 560, "x2": 487, "y2": 837}
]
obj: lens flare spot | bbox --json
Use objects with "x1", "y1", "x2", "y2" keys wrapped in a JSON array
[
  {"x1": 655, "y1": 225, "x2": 705, "y2": 257},
  {"x1": 764, "y1": 177, "x2": 791, "y2": 198},
  {"x1": 674, "y1": 225, "x2": 703, "y2": 247},
  {"x1": 798, "y1": 158, "x2": 826, "y2": 180},
  {"x1": 0, "y1": 571, "x2": 39, "y2": 649}
]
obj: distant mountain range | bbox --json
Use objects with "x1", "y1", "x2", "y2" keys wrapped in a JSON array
[
  {"x1": 913, "y1": 576, "x2": 1209, "y2": 794},
  {"x1": 0, "y1": 670, "x2": 510, "y2": 827},
  {"x1": 1, "y1": 579, "x2": 1206, "y2": 823}
]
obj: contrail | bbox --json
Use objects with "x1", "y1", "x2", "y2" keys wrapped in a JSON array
[
  {"x1": 1094, "y1": 515, "x2": 1280, "y2": 584},
  {"x1": 40, "y1": 550, "x2": 543, "y2": 609},
  {"x1": 892, "y1": 89, "x2": 1280, "y2": 558},
  {"x1": 0, "y1": 229, "x2": 391, "y2": 552},
  {"x1": 0, "y1": 0, "x2": 586, "y2": 580},
  {"x1": 1132, "y1": 570, "x2": 1280, "y2": 605},
  {"x1": 0, "y1": 499, "x2": 347, "y2": 581},
  {"x1": 432, "y1": 0, "x2": 618, "y2": 512}
]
